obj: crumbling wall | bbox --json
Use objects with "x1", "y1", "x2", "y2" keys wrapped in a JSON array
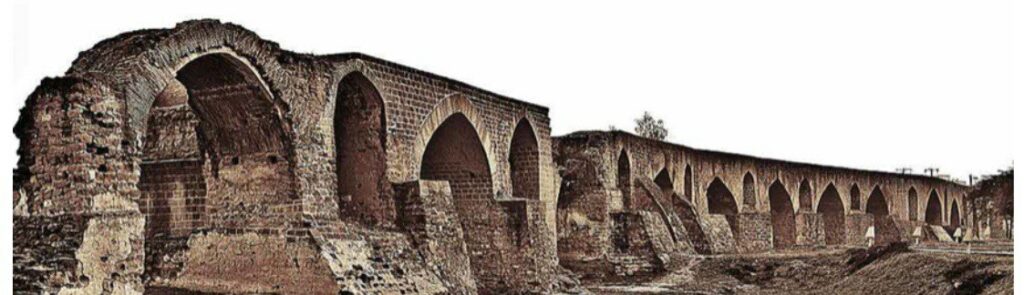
[{"x1": 734, "y1": 213, "x2": 772, "y2": 253}]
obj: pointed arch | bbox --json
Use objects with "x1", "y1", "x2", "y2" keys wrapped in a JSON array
[
  {"x1": 707, "y1": 177, "x2": 739, "y2": 233},
  {"x1": 817, "y1": 184, "x2": 846, "y2": 245},
  {"x1": 849, "y1": 184, "x2": 862, "y2": 211},
  {"x1": 684, "y1": 165, "x2": 694, "y2": 202},
  {"x1": 616, "y1": 149, "x2": 631, "y2": 208},
  {"x1": 742, "y1": 172, "x2": 756, "y2": 211},
  {"x1": 334, "y1": 71, "x2": 389, "y2": 224},
  {"x1": 950, "y1": 199, "x2": 961, "y2": 228},
  {"x1": 925, "y1": 190, "x2": 942, "y2": 225},
  {"x1": 798, "y1": 179, "x2": 813, "y2": 211},
  {"x1": 768, "y1": 180, "x2": 796, "y2": 248},
  {"x1": 866, "y1": 186, "x2": 888, "y2": 217},
  {"x1": 654, "y1": 168, "x2": 674, "y2": 196},
  {"x1": 907, "y1": 187, "x2": 919, "y2": 221},
  {"x1": 509, "y1": 118, "x2": 540, "y2": 200}
]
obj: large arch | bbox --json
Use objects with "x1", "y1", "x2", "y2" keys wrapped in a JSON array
[
  {"x1": 742, "y1": 172, "x2": 756, "y2": 211},
  {"x1": 419, "y1": 112, "x2": 499, "y2": 286},
  {"x1": 850, "y1": 184, "x2": 862, "y2": 211},
  {"x1": 768, "y1": 180, "x2": 796, "y2": 249},
  {"x1": 334, "y1": 72, "x2": 389, "y2": 224},
  {"x1": 817, "y1": 184, "x2": 846, "y2": 245},
  {"x1": 866, "y1": 186, "x2": 889, "y2": 217},
  {"x1": 925, "y1": 190, "x2": 943, "y2": 225},
  {"x1": 139, "y1": 52, "x2": 300, "y2": 287},
  {"x1": 907, "y1": 187, "x2": 919, "y2": 221},
  {"x1": 616, "y1": 150, "x2": 631, "y2": 209},
  {"x1": 798, "y1": 179, "x2": 812, "y2": 211},
  {"x1": 509, "y1": 118, "x2": 540, "y2": 200},
  {"x1": 654, "y1": 168, "x2": 674, "y2": 196},
  {"x1": 706, "y1": 178, "x2": 739, "y2": 232}
]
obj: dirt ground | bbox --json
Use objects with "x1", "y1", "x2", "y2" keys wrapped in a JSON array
[{"x1": 584, "y1": 244, "x2": 1013, "y2": 295}]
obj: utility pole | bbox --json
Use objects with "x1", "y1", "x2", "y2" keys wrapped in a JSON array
[
  {"x1": 896, "y1": 167, "x2": 913, "y2": 174},
  {"x1": 924, "y1": 167, "x2": 939, "y2": 177}
]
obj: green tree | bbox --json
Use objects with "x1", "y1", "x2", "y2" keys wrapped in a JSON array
[{"x1": 634, "y1": 111, "x2": 668, "y2": 140}]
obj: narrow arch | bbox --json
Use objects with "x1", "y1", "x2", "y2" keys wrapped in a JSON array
[
  {"x1": 334, "y1": 72, "x2": 389, "y2": 224},
  {"x1": 654, "y1": 168, "x2": 673, "y2": 196},
  {"x1": 509, "y1": 118, "x2": 540, "y2": 200},
  {"x1": 768, "y1": 180, "x2": 796, "y2": 248},
  {"x1": 817, "y1": 184, "x2": 846, "y2": 245},
  {"x1": 950, "y1": 200, "x2": 961, "y2": 228},
  {"x1": 684, "y1": 165, "x2": 694, "y2": 202},
  {"x1": 706, "y1": 178, "x2": 739, "y2": 233},
  {"x1": 616, "y1": 150, "x2": 631, "y2": 209},
  {"x1": 866, "y1": 186, "x2": 888, "y2": 217},
  {"x1": 907, "y1": 187, "x2": 919, "y2": 221},
  {"x1": 798, "y1": 179, "x2": 812, "y2": 211},
  {"x1": 925, "y1": 190, "x2": 942, "y2": 225},
  {"x1": 850, "y1": 184, "x2": 862, "y2": 211},
  {"x1": 742, "y1": 172, "x2": 756, "y2": 211}
]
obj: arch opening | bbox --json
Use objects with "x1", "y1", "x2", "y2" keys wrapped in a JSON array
[
  {"x1": 654, "y1": 168, "x2": 673, "y2": 196},
  {"x1": 334, "y1": 72, "x2": 389, "y2": 224},
  {"x1": 866, "y1": 186, "x2": 889, "y2": 217},
  {"x1": 616, "y1": 150, "x2": 631, "y2": 209},
  {"x1": 925, "y1": 190, "x2": 942, "y2": 225},
  {"x1": 768, "y1": 181, "x2": 796, "y2": 249},
  {"x1": 684, "y1": 165, "x2": 693, "y2": 202},
  {"x1": 419, "y1": 113, "x2": 501, "y2": 286},
  {"x1": 907, "y1": 187, "x2": 919, "y2": 221},
  {"x1": 509, "y1": 118, "x2": 540, "y2": 200},
  {"x1": 798, "y1": 179, "x2": 812, "y2": 211},
  {"x1": 742, "y1": 173, "x2": 756, "y2": 211},
  {"x1": 706, "y1": 178, "x2": 739, "y2": 233},
  {"x1": 139, "y1": 53, "x2": 297, "y2": 283},
  {"x1": 950, "y1": 200, "x2": 961, "y2": 228},
  {"x1": 850, "y1": 184, "x2": 861, "y2": 211},
  {"x1": 817, "y1": 184, "x2": 846, "y2": 245}
]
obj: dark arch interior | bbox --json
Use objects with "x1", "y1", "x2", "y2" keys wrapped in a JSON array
[
  {"x1": 768, "y1": 181, "x2": 796, "y2": 248},
  {"x1": 742, "y1": 173, "x2": 756, "y2": 210},
  {"x1": 817, "y1": 185, "x2": 845, "y2": 245},
  {"x1": 850, "y1": 185, "x2": 861, "y2": 211},
  {"x1": 139, "y1": 53, "x2": 296, "y2": 282},
  {"x1": 907, "y1": 188, "x2": 918, "y2": 221},
  {"x1": 334, "y1": 72, "x2": 389, "y2": 224},
  {"x1": 654, "y1": 168, "x2": 673, "y2": 196},
  {"x1": 616, "y1": 150, "x2": 631, "y2": 208},
  {"x1": 925, "y1": 191, "x2": 942, "y2": 225},
  {"x1": 798, "y1": 179, "x2": 812, "y2": 211},
  {"x1": 509, "y1": 119, "x2": 540, "y2": 200},
  {"x1": 866, "y1": 187, "x2": 888, "y2": 216},
  {"x1": 420, "y1": 113, "x2": 500, "y2": 286},
  {"x1": 421, "y1": 113, "x2": 493, "y2": 200},
  {"x1": 684, "y1": 165, "x2": 693, "y2": 202},
  {"x1": 707, "y1": 178, "x2": 738, "y2": 233}
]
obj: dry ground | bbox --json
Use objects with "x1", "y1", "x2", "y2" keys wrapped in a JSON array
[{"x1": 585, "y1": 244, "x2": 1013, "y2": 295}]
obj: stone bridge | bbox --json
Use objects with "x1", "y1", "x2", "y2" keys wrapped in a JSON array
[{"x1": 12, "y1": 20, "x2": 976, "y2": 294}]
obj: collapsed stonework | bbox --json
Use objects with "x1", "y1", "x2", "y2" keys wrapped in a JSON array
[
  {"x1": 553, "y1": 131, "x2": 973, "y2": 278},
  {"x1": 12, "y1": 20, "x2": 1000, "y2": 294},
  {"x1": 14, "y1": 20, "x2": 557, "y2": 294}
]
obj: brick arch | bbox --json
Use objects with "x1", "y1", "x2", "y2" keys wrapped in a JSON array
[
  {"x1": 331, "y1": 71, "x2": 390, "y2": 224},
  {"x1": 925, "y1": 189, "x2": 943, "y2": 225},
  {"x1": 616, "y1": 149, "x2": 632, "y2": 208},
  {"x1": 768, "y1": 179, "x2": 796, "y2": 248},
  {"x1": 742, "y1": 172, "x2": 756, "y2": 211},
  {"x1": 866, "y1": 185, "x2": 888, "y2": 216},
  {"x1": 849, "y1": 183, "x2": 862, "y2": 211},
  {"x1": 509, "y1": 117, "x2": 540, "y2": 200},
  {"x1": 654, "y1": 167, "x2": 674, "y2": 196},
  {"x1": 816, "y1": 183, "x2": 846, "y2": 245},
  {"x1": 706, "y1": 177, "x2": 738, "y2": 227},
  {"x1": 949, "y1": 199, "x2": 962, "y2": 228},
  {"x1": 683, "y1": 164, "x2": 694, "y2": 202},
  {"x1": 907, "y1": 187, "x2": 919, "y2": 221},
  {"x1": 411, "y1": 93, "x2": 497, "y2": 189},
  {"x1": 798, "y1": 179, "x2": 813, "y2": 212}
]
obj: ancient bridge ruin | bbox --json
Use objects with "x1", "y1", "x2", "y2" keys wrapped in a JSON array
[{"x1": 13, "y1": 20, "x2": 974, "y2": 294}]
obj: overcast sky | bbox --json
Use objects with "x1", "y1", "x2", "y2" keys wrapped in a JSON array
[{"x1": 2, "y1": 0, "x2": 1017, "y2": 181}]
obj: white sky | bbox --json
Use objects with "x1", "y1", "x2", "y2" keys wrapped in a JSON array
[{"x1": 1, "y1": 0, "x2": 1018, "y2": 182}]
